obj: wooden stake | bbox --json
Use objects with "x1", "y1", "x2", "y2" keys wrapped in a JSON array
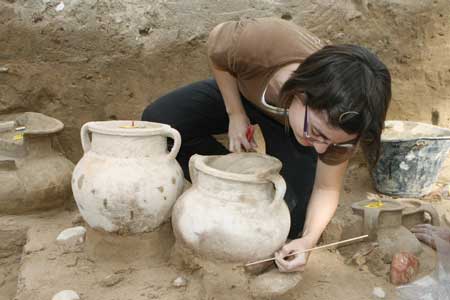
[{"x1": 244, "y1": 234, "x2": 368, "y2": 267}]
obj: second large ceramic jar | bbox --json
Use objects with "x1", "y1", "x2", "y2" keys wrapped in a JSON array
[
  {"x1": 0, "y1": 112, "x2": 74, "y2": 213},
  {"x1": 72, "y1": 121, "x2": 184, "y2": 233},
  {"x1": 172, "y1": 153, "x2": 291, "y2": 263}
]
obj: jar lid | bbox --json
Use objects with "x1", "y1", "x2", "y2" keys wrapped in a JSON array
[
  {"x1": 352, "y1": 199, "x2": 404, "y2": 213},
  {"x1": 15, "y1": 112, "x2": 64, "y2": 135}
]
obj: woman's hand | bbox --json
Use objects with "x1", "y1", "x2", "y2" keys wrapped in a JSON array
[
  {"x1": 274, "y1": 236, "x2": 316, "y2": 272},
  {"x1": 411, "y1": 224, "x2": 450, "y2": 249},
  {"x1": 228, "y1": 113, "x2": 256, "y2": 152}
]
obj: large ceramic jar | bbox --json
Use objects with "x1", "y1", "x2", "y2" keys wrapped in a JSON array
[
  {"x1": 0, "y1": 112, "x2": 74, "y2": 214},
  {"x1": 172, "y1": 153, "x2": 290, "y2": 263},
  {"x1": 72, "y1": 121, "x2": 184, "y2": 233}
]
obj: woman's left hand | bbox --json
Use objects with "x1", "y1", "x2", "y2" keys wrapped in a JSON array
[{"x1": 274, "y1": 237, "x2": 316, "y2": 272}]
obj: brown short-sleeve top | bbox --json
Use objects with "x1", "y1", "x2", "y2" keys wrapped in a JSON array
[{"x1": 207, "y1": 17, "x2": 356, "y2": 165}]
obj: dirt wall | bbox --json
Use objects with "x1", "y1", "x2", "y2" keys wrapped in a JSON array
[{"x1": 1, "y1": 0, "x2": 449, "y2": 162}]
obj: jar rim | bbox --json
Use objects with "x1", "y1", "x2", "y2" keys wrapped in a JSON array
[
  {"x1": 192, "y1": 153, "x2": 282, "y2": 183},
  {"x1": 86, "y1": 120, "x2": 171, "y2": 137}
]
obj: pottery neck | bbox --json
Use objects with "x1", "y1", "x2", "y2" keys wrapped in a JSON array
[
  {"x1": 23, "y1": 135, "x2": 56, "y2": 158},
  {"x1": 378, "y1": 210, "x2": 403, "y2": 228},
  {"x1": 90, "y1": 133, "x2": 168, "y2": 159},
  {"x1": 194, "y1": 170, "x2": 275, "y2": 207}
]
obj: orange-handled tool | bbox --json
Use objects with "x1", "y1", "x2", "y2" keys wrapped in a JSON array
[{"x1": 246, "y1": 124, "x2": 255, "y2": 142}]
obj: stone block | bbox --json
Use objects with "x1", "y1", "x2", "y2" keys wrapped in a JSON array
[{"x1": 56, "y1": 226, "x2": 86, "y2": 253}]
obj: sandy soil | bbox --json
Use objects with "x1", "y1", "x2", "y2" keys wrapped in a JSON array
[
  {"x1": 0, "y1": 151, "x2": 448, "y2": 300},
  {"x1": 0, "y1": 211, "x2": 398, "y2": 300}
]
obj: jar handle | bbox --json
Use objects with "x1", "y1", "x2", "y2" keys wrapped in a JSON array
[
  {"x1": 161, "y1": 126, "x2": 181, "y2": 160},
  {"x1": 421, "y1": 203, "x2": 441, "y2": 226},
  {"x1": 81, "y1": 122, "x2": 92, "y2": 153},
  {"x1": 401, "y1": 201, "x2": 441, "y2": 227},
  {"x1": 363, "y1": 208, "x2": 380, "y2": 241},
  {"x1": 268, "y1": 174, "x2": 286, "y2": 208}
]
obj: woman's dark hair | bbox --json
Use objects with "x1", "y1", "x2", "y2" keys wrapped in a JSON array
[{"x1": 279, "y1": 44, "x2": 391, "y2": 156}]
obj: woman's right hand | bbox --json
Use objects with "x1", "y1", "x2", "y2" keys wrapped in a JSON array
[{"x1": 228, "y1": 113, "x2": 257, "y2": 153}]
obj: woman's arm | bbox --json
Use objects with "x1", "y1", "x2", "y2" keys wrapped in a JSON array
[
  {"x1": 208, "y1": 24, "x2": 254, "y2": 152},
  {"x1": 275, "y1": 158, "x2": 348, "y2": 272},
  {"x1": 302, "y1": 158, "x2": 348, "y2": 244}
]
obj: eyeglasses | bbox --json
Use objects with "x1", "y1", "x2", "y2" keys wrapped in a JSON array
[{"x1": 303, "y1": 105, "x2": 357, "y2": 149}]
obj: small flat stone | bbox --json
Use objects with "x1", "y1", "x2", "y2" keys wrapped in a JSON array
[
  {"x1": 56, "y1": 226, "x2": 86, "y2": 253},
  {"x1": 172, "y1": 276, "x2": 188, "y2": 287},
  {"x1": 52, "y1": 290, "x2": 80, "y2": 300},
  {"x1": 100, "y1": 274, "x2": 124, "y2": 287},
  {"x1": 373, "y1": 287, "x2": 386, "y2": 298},
  {"x1": 57, "y1": 226, "x2": 86, "y2": 244},
  {"x1": 0, "y1": 66, "x2": 9, "y2": 73}
]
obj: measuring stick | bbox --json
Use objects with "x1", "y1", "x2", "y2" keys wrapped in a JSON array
[{"x1": 244, "y1": 234, "x2": 368, "y2": 267}]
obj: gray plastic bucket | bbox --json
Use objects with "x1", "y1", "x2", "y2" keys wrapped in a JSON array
[{"x1": 364, "y1": 120, "x2": 450, "y2": 197}]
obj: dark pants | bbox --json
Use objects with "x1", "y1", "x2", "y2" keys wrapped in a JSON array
[{"x1": 142, "y1": 79, "x2": 317, "y2": 238}]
